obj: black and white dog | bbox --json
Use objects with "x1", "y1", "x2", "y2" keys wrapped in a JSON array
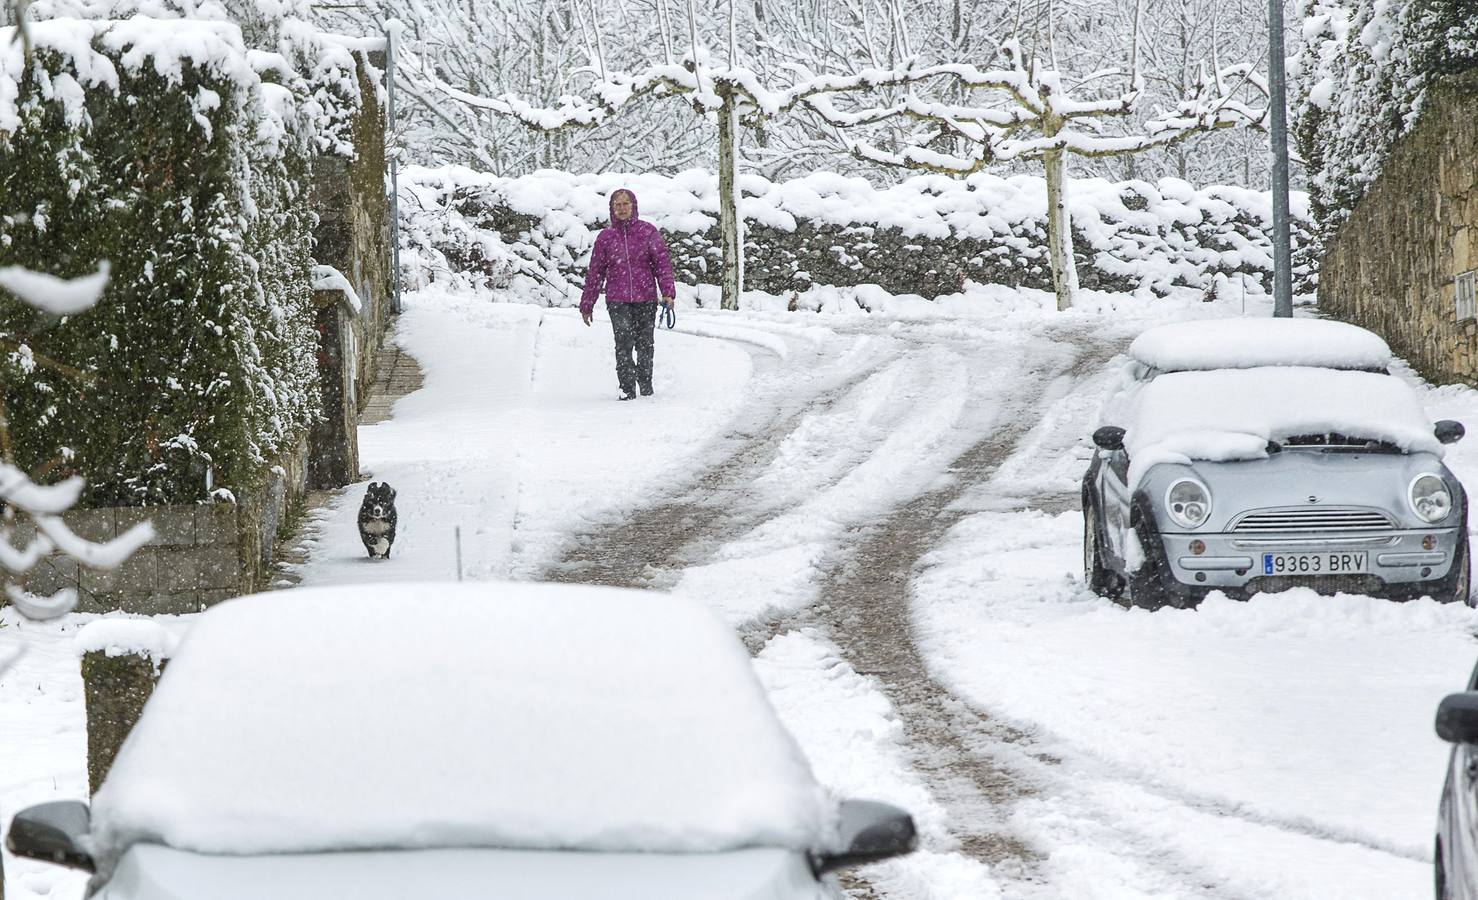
[{"x1": 357, "y1": 482, "x2": 398, "y2": 559}]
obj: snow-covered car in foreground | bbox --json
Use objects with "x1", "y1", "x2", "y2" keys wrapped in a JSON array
[
  {"x1": 6, "y1": 583, "x2": 916, "y2": 899},
  {"x1": 1435, "y1": 662, "x2": 1478, "y2": 900},
  {"x1": 1083, "y1": 318, "x2": 1470, "y2": 609}
]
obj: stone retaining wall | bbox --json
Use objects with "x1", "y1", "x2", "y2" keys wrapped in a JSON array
[
  {"x1": 24, "y1": 436, "x2": 309, "y2": 615},
  {"x1": 311, "y1": 49, "x2": 391, "y2": 414},
  {"x1": 414, "y1": 171, "x2": 1319, "y2": 301},
  {"x1": 28, "y1": 505, "x2": 242, "y2": 615},
  {"x1": 1319, "y1": 71, "x2": 1478, "y2": 384}
]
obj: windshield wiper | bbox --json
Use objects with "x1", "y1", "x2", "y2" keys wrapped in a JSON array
[{"x1": 1280, "y1": 433, "x2": 1400, "y2": 452}]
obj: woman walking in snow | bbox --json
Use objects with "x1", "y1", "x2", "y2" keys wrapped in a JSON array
[{"x1": 579, "y1": 188, "x2": 677, "y2": 401}]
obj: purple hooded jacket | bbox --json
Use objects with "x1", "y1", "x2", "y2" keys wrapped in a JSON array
[{"x1": 579, "y1": 189, "x2": 677, "y2": 317}]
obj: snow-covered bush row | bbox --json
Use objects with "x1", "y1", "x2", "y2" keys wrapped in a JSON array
[
  {"x1": 401, "y1": 166, "x2": 1315, "y2": 305},
  {"x1": 0, "y1": 17, "x2": 366, "y2": 503},
  {"x1": 16, "y1": 0, "x2": 379, "y2": 159},
  {"x1": 1294, "y1": 0, "x2": 1478, "y2": 240}
]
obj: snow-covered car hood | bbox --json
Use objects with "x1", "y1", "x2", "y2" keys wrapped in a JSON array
[
  {"x1": 1124, "y1": 367, "x2": 1440, "y2": 487},
  {"x1": 88, "y1": 584, "x2": 833, "y2": 868},
  {"x1": 94, "y1": 844, "x2": 829, "y2": 900},
  {"x1": 1134, "y1": 449, "x2": 1461, "y2": 533}
]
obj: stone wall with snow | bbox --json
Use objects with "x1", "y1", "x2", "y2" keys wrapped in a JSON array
[
  {"x1": 1319, "y1": 71, "x2": 1478, "y2": 386},
  {"x1": 23, "y1": 498, "x2": 272, "y2": 615},
  {"x1": 401, "y1": 167, "x2": 1316, "y2": 304},
  {"x1": 309, "y1": 39, "x2": 392, "y2": 418},
  {"x1": 309, "y1": 42, "x2": 390, "y2": 490}
]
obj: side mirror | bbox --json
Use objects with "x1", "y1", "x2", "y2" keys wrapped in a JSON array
[
  {"x1": 812, "y1": 800, "x2": 917, "y2": 876},
  {"x1": 1436, "y1": 420, "x2": 1466, "y2": 445},
  {"x1": 5, "y1": 801, "x2": 95, "y2": 872},
  {"x1": 1092, "y1": 426, "x2": 1126, "y2": 452},
  {"x1": 1436, "y1": 693, "x2": 1478, "y2": 744}
]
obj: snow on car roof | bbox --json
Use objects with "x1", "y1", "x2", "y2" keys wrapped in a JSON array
[
  {"x1": 1124, "y1": 367, "x2": 1441, "y2": 486},
  {"x1": 89, "y1": 583, "x2": 833, "y2": 862},
  {"x1": 1128, "y1": 318, "x2": 1393, "y2": 372}
]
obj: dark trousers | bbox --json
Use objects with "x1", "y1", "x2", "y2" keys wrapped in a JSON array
[{"x1": 608, "y1": 301, "x2": 657, "y2": 395}]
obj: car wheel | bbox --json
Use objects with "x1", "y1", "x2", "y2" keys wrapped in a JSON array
[
  {"x1": 1127, "y1": 512, "x2": 1173, "y2": 611},
  {"x1": 1456, "y1": 537, "x2": 1472, "y2": 607},
  {"x1": 1436, "y1": 837, "x2": 1450, "y2": 900},
  {"x1": 1426, "y1": 536, "x2": 1474, "y2": 605},
  {"x1": 1082, "y1": 502, "x2": 1121, "y2": 599}
]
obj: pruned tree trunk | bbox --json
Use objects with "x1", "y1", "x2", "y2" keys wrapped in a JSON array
[
  {"x1": 1043, "y1": 144, "x2": 1079, "y2": 311},
  {"x1": 718, "y1": 90, "x2": 743, "y2": 311}
]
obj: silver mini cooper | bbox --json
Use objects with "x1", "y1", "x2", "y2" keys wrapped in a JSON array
[{"x1": 1083, "y1": 318, "x2": 1470, "y2": 609}]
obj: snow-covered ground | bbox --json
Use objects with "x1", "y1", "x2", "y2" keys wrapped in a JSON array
[{"x1": 4, "y1": 281, "x2": 1476, "y2": 899}]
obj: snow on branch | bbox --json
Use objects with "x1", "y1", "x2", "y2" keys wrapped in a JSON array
[
  {"x1": 402, "y1": 34, "x2": 1044, "y2": 132},
  {"x1": 0, "y1": 529, "x2": 53, "y2": 573},
  {"x1": 7, "y1": 584, "x2": 78, "y2": 620},
  {"x1": 809, "y1": 52, "x2": 1267, "y2": 168},
  {"x1": 36, "y1": 514, "x2": 154, "y2": 570},
  {"x1": 844, "y1": 137, "x2": 989, "y2": 175},
  {"x1": 0, "y1": 465, "x2": 84, "y2": 514},
  {"x1": 0, "y1": 263, "x2": 153, "y2": 624},
  {"x1": 0, "y1": 262, "x2": 110, "y2": 315}
]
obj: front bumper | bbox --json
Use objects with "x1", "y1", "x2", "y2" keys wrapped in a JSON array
[{"x1": 1158, "y1": 528, "x2": 1462, "y2": 595}]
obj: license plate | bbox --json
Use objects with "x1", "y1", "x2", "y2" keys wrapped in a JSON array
[{"x1": 1262, "y1": 552, "x2": 1367, "y2": 576}]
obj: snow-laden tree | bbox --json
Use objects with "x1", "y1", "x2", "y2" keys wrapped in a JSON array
[
  {"x1": 802, "y1": 31, "x2": 1268, "y2": 309},
  {"x1": 395, "y1": 0, "x2": 1019, "y2": 310},
  {"x1": 1291, "y1": 0, "x2": 1478, "y2": 241},
  {"x1": 314, "y1": 0, "x2": 1276, "y2": 187}
]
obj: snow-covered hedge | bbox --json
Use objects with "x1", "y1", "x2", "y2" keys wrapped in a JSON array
[
  {"x1": 0, "y1": 18, "x2": 332, "y2": 504},
  {"x1": 402, "y1": 166, "x2": 1315, "y2": 304},
  {"x1": 1294, "y1": 0, "x2": 1478, "y2": 239}
]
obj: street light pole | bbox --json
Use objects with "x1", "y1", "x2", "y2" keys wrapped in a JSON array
[{"x1": 1269, "y1": 0, "x2": 1294, "y2": 318}]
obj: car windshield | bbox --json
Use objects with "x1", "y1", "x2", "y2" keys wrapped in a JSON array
[
  {"x1": 1123, "y1": 366, "x2": 1442, "y2": 480},
  {"x1": 1279, "y1": 432, "x2": 1404, "y2": 452}
]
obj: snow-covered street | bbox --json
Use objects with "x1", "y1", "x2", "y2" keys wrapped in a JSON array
[{"x1": 5, "y1": 282, "x2": 1478, "y2": 899}]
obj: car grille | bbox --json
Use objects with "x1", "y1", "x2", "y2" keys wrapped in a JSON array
[
  {"x1": 1230, "y1": 507, "x2": 1395, "y2": 533},
  {"x1": 1244, "y1": 574, "x2": 1387, "y2": 596}
]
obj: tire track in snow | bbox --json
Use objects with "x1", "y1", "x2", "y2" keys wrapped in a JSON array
[
  {"x1": 784, "y1": 331, "x2": 1132, "y2": 895},
  {"x1": 541, "y1": 315, "x2": 1252, "y2": 898},
  {"x1": 804, "y1": 326, "x2": 1266, "y2": 900},
  {"x1": 542, "y1": 332, "x2": 907, "y2": 588}
]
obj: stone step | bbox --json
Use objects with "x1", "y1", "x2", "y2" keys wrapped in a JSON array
[{"x1": 361, "y1": 331, "x2": 425, "y2": 425}]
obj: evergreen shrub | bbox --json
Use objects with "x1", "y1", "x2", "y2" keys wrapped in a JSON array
[
  {"x1": 1294, "y1": 0, "x2": 1478, "y2": 240},
  {"x1": 0, "y1": 21, "x2": 320, "y2": 505}
]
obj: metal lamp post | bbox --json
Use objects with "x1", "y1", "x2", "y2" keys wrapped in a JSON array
[{"x1": 1269, "y1": 0, "x2": 1294, "y2": 318}]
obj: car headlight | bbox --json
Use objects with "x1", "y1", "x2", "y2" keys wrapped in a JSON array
[
  {"x1": 1165, "y1": 479, "x2": 1212, "y2": 529},
  {"x1": 1410, "y1": 474, "x2": 1454, "y2": 523}
]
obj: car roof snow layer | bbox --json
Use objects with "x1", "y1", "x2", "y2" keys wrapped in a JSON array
[{"x1": 1130, "y1": 318, "x2": 1393, "y2": 373}]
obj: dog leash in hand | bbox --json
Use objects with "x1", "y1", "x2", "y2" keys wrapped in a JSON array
[{"x1": 658, "y1": 302, "x2": 676, "y2": 330}]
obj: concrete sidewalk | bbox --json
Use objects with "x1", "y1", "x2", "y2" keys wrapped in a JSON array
[{"x1": 272, "y1": 317, "x2": 425, "y2": 588}]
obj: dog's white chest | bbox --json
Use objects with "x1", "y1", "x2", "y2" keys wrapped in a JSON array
[{"x1": 362, "y1": 519, "x2": 391, "y2": 535}]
